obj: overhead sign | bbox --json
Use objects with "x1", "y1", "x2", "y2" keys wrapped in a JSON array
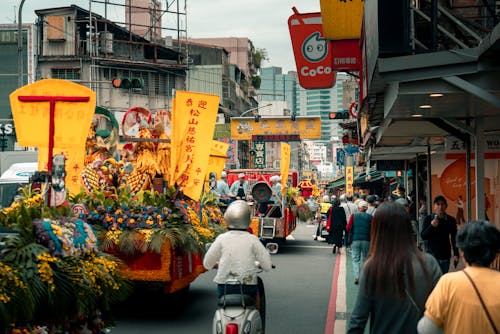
[
  {"x1": 231, "y1": 116, "x2": 321, "y2": 140},
  {"x1": 288, "y1": 8, "x2": 336, "y2": 89},
  {"x1": 345, "y1": 166, "x2": 354, "y2": 195},
  {"x1": 320, "y1": 0, "x2": 364, "y2": 40},
  {"x1": 252, "y1": 134, "x2": 301, "y2": 142},
  {"x1": 332, "y1": 39, "x2": 362, "y2": 72}
]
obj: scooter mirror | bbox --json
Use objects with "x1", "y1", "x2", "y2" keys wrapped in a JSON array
[{"x1": 266, "y1": 242, "x2": 278, "y2": 254}]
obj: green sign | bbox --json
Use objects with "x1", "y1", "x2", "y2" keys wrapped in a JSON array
[{"x1": 253, "y1": 141, "x2": 266, "y2": 168}]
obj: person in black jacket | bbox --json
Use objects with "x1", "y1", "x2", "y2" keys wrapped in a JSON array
[
  {"x1": 421, "y1": 195, "x2": 459, "y2": 274},
  {"x1": 326, "y1": 198, "x2": 347, "y2": 254}
]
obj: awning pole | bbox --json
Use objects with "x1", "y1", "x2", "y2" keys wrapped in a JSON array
[{"x1": 426, "y1": 145, "x2": 432, "y2": 214}]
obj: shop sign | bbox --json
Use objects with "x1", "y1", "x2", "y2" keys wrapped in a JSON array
[
  {"x1": 288, "y1": 8, "x2": 336, "y2": 89},
  {"x1": 331, "y1": 39, "x2": 361, "y2": 71},
  {"x1": 345, "y1": 166, "x2": 354, "y2": 195},
  {"x1": 253, "y1": 141, "x2": 266, "y2": 169},
  {"x1": 252, "y1": 134, "x2": 301, "y2": 142},
  {"x1": 320, "y1": 0, "x2": 364, "y2": 40},
  {"x1": 231, "y1": 117, "x2": 321, "y2": 140},
  {"x1": 0, "y1": 123, "x2": 14, "y2": 135}
]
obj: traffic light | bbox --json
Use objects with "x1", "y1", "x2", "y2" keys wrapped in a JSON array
[
  {"x1": 329, "y1": 110, "x2": 350, "y2": 120},
  {"x1": 112, "y1": 77, "x2": 143, "y2": 89}
]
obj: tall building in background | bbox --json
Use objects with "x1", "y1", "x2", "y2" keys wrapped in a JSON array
[{"x1": 258, "y1": 67, "x2": 297, "y2": 114}]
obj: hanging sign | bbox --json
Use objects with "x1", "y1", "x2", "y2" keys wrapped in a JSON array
[
  {"x1": 331, "y1": 39, "x2": 362, "y2": 71},
  {"x1": 320, "y1": 0, "x2": 364, "y2": 40},
  {"x1": 288, "y1": 7, "x2": 336, "y2": 89}
]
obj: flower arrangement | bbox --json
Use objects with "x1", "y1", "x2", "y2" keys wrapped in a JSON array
[{"x1": 0, "y1": 199, "x2": 130, "y2": 333}]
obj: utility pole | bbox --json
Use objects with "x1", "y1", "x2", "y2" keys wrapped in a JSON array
[{"x1": 17, "y1": 0, "x2": 26, "y2": 88}]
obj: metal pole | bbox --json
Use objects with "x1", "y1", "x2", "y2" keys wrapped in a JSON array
[
  {"x1": 426, "y1": 145, "x2": 432, "y2": 214},
  {"x1": 17, "y1": 0, "x2": 26, "y2": 88}
]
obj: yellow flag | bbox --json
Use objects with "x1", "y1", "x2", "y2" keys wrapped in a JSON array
[
  {"x1": 206, "y1": 140, "x2": 229, "y2": 179},
  {"x1": 38, "y1": 147, "x2": 86, "y2": 195},
  {"x1": 280, "y1": 143, "x2": 290, "y2": 196},
  {"x1": 172, "y1": 91, "x2": 220, "y2": 200}
]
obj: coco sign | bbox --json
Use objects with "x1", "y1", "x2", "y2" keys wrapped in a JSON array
[{"x1": 288, "y1": 7, "x2": 336, "y2": 89}]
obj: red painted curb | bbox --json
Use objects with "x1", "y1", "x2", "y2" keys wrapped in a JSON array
[{"x1": 324, "y1": 253, "x2": 341, "y2": 334}]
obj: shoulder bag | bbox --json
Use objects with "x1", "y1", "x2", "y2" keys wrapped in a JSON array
[{"x1": 463, "y1": 270, "x2": 499, "y2": 334}]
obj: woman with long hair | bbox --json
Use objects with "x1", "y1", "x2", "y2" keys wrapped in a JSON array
[{"x1": 347, "y1": 202, "x2": 442, "y2": 334}]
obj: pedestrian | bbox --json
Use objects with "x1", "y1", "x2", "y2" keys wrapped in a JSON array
[
  {"x1": 326, "y1": 198, "x2": 347, "y2": 254},
  {"x1": 421, "y1": 195, "x2": 459, "y2": 274},
  {"x1": 346, "y1": 200, "x2": 372, "y2": 284},
  {"x1": 366, "y1": 195, "x2": 377, "y2": 216},
  {"x1": 341, "y1": 193, "x2": 358, "y2": 248},
  {"x1": 417, "y1": 220, "x2": 500, "y2": 334},
  {"x1": 215, "y1": 171, "x2": 231, "y2": 205},
  {"x1": 347, "y1": 202, "x2": 442, "y2": 334},
  {"x1": 455, "y1": 195, "x2": 465, "y2": 226},
  {"x1": 418, "y1": 196, "x2": 428, "y2": 250},
  {"x1": 396, "y1": 198, "x2": 418, "y2": 244},
  {"x1": 229, "y1": 172, "x2": 249, "y2": 200}
]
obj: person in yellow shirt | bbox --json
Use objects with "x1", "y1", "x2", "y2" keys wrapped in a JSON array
[
  {"x1": 417, "y1": 220, "x2": 500, "y2": 334},
  {"x1": 314, "y1": 195, "x2": 332, "y2": 241}
]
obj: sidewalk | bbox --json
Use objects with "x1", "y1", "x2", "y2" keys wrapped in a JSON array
[{"x1": 329, "y1": 248, "x2": 464, "y2": 334}]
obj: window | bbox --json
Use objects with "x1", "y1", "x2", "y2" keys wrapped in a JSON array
[{"x1": 51, "y1": 68, "x2": 80, "y2": 80}]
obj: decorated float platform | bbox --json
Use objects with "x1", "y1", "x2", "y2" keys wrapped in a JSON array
[{"x1": 0, "y1": 79, "x2": 228, "y2": 333}]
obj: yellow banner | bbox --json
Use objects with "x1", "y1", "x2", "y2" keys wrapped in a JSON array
[
  {"x1": 346, "y1": 166, "x2": 354, "y2": 195},
  {"x1": 280, "y1": 143, "x2": 290, "y2": 196},
  {"x1": 230, "y1": 117, "x2": 321, "y2": 140},
  {"x1": 320, "y1": 0, "x2": 364, "y2": 40},
  {"x1": 9, "y1": 79, "x2": 96, "y2": 148},
  {"x1": 205, "y1": 140, "x2": 229, "y2": 181},
  {"x1": 38, "y1": 147, "x2": 85, "y2": 195},
  {"x1": 172, "y1": 91, "x2": 220, "y2": 200}
]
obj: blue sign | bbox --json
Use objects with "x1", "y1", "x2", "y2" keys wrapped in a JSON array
[{"x1": 336, "y1": 148, "x2": 346, "y2": 166}]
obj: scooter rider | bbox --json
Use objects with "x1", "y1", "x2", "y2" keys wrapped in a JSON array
[{"x1": 203, "y1": 200, "x2": 272, "y2": 299}]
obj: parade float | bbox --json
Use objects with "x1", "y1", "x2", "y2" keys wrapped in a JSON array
[{"x1": 0, "y1": 79, "x2": 228, "y2": 332}]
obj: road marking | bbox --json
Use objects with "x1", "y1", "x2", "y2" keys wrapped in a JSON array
[
  {"x1": 324, "y1": 251, "x2": 341, "y2": 334},
  {"x1": 335, "y1": 252, "x2": 347, "y2": 333},
  {"x1": 281, "y1": 245, "x2": 332, "y2": 249}
]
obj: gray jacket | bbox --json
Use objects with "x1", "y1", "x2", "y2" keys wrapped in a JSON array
[{"x1": 348, "y1": 253, "x2": 442, "y2": 334}]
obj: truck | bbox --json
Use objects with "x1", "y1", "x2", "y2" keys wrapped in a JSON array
[{"x1": 225, "y1": 169, "x2": 299, "y2": 244}]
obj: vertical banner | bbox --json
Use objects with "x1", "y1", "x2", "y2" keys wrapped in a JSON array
[
  {"x1": 346, "y1": 166, "x2": 354, "y2": 195},
  {"x1": 171, "y1": 91, "x2": 220, "y2": 200},
  {"x1": 280, "y1": 143, "x2": 291, "y2": 196},
  {"x1": 320, "y1": 0, "x2": 364, "y2": 40},
  {"x1": 288, "y1": 8, "x2": 336, "y2": 89},
  {"x1": 253, "y1": 141, "x2": 266, "y2": 168},
  {"x1": 206, "y1": 140, "x2": 229, "y2": 180}
]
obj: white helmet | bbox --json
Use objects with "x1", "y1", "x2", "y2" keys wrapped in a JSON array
[
  {"x1": 322, "y1": 195, "x2": 330, "y2": 203},
  {"x1": 224, "y1": 200, "x2": 251, "y2": 230}
]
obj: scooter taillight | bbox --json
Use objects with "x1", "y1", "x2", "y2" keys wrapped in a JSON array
[{"x1": 225, "y1": 323, "x2": 239, "y2": 334}]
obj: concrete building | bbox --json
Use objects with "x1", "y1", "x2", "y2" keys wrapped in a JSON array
[
  {"x1": 34, "y1": 5, "x2": 186, "y2": 116},
  {"x1": 125, "y1": 0, "x2": 162, "y2": 41},
  {"x1": 0, "y1": 24, "x2": 37, "y2": 151}
]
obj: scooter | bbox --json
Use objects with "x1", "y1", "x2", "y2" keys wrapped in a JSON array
[{"x1": 211, "y1": 243, "x2": 277, "y2": 334}]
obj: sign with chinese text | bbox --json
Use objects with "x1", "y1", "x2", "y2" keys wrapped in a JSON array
[
  {"x1": 9, "y1": 79, "x2": 96, "y2": 195},
  {"x1": 170, "y1": 90, "x2": 220, "y2": 200},
  {"x1": 220, "y1": 138, "x2": 238, "y2": 166},
  {"x1": 331, "y1": 39, "x2": 361, "y2": 71},
  {"x1": 345, "y1": 166, "x2": 354, "y2": 195},
  {"x1": 281, "y1": 142, "x2": 291, "y2": 196},
  {"x1": 445, "y1": 135, "x2": 500, "y2": 159},
  {"x1": 320, "y1": 0, "x2": 364, "y2": 40},
  {"x1": 252, "y1": 134, "x2": 301, "y2": 142},
  {"x1": 231, "y1": 117, "x2": 321, "y2": 140},
  {"x1": 288, "y1": 9, "x2": 336, "y2": 89},
  {"x1": 206, "y1": 140, "x2": 229, "y2": 180},
  {"x1": 253, "y1": 141, "x2": 266, "y2": 169}
]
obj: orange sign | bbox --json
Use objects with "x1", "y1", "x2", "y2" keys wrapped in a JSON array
[
  {"x1": 281, "y1": 143, "x2": 291, "y2": 196},
  {"x1": 288, "y1": 8, "x2": 336, "y2": 89},
  {"x1": 346, "y1": 166, "x2": 354, "y2": 195}
]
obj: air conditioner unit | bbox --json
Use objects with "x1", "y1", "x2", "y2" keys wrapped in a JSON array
[{"x1": 216, "y1": 114, "x2": 225, "y2": 124}]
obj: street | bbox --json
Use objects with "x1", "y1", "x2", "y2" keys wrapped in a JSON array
[{"x1": 112, "y1": 222, "x2": 338, "y2": 334}]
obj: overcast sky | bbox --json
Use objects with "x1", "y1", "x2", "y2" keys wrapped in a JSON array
[{"x1": 1, "y1": 0, "x2": 320, "y2": 73}]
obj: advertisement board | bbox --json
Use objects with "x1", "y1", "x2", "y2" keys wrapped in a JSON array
[
  {"x1": 288, "y1": 8, "x2": 336, "y2": 89},
  {"x1": 320, "y1": 0, "x2": 364, "y2": 40}
]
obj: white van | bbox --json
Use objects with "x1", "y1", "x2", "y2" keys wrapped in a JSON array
[{"x1": 0, "y1": 162, "x2": 38, "y2": 208}]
